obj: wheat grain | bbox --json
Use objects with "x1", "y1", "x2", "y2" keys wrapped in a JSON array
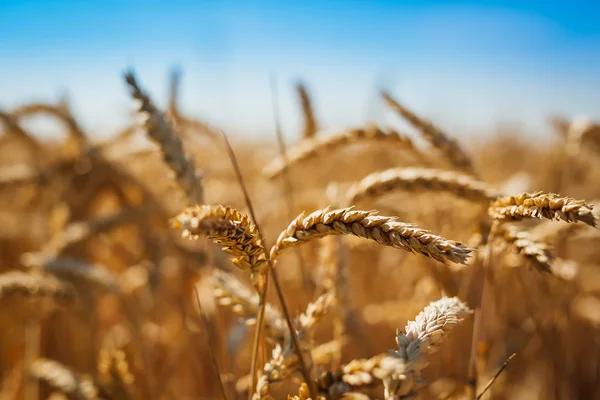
[
  {"x1": 270, "y1": 207, "x2": 471, "y2": 264},
  {"x1": 29, "y1": 359, "x2": 99, "y2": 400}
]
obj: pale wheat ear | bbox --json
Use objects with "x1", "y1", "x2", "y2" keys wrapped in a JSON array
[
  {"x1": 29, "y1": 359, "x2": 100, "y2": 400},
  {"x1": 295, "y1": 81, "x2": 319, "y2": 139}
]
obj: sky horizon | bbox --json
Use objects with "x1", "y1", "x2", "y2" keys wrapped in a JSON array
[{"x1": 1, "y1": 0, "x2": 600, "y2": 140}]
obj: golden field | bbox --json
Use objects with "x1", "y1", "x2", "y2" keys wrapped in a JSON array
[{"x1": 0, "y1": 71, "x2": 599, "y2": 400}]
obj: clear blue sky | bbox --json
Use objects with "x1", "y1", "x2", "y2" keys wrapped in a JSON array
[{"x1": 1, "y1": 0, "x2": 599, "y2": 139}]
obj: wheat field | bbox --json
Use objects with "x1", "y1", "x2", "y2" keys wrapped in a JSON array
[{"x1": 1, "y1": 70, "x2": 599, "y2": 400}]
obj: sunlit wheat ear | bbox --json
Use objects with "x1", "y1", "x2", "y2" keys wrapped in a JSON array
[
  {"x1": 296, "y1": 82, "x2": 318, "y2": 139},
  {"x1": 489, "y1": 191, "x2": 596, "y2": 227},
  {"x1": 263, "y1": 125, "x2": 422, "y2": 180},
  {"x1": 346, "y1": 167, "x2": 500, "y2": 206},
  {"x1": 172, "y1": 205, "x2": 268, "y2": 290},
  {"x1": 270, "y1": 207, "x2": 472, "y2": 264},
  {"x1": 211, "y1": 270, "x2": 287, "y2": 341},
  {"x1": 124, "y1": 71, "x2": 204, "y2": 204},
  {"x1": 0, "y1": 271, "x2": 75, "y2": 305},
  {"x1": 29, "y1": 359, "x2": 100, "y2": 400},
  {"x1": 495, "y1": 224, "x2": 553, "y2": 274},
  {"x1": 381, "y1": 91, "x2": 474, "y2": 174}
]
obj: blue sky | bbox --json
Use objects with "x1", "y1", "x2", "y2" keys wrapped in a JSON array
[{"x1": 1, "y1": 0, "x2": 599, "y2": 139}]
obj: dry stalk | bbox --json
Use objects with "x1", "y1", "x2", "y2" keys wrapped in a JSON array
[
  {"x1": 381, "y1": 91, "x2": 474, "y2": 173},
  {"x1": 124, "y1": 71, "x2": 204, "y2": 204},
  {"x1": 346, "y1": 167, "x2": 500, "y2": 205},
  {"x1": 29, "y1": 359, "x2": 100, "y2": 400},
  {"x1": 489, "y1": 192, "x2": 596, "y2": 227},
  {"x1": 263, "y1": 125, "x2": 421, "y2": 180},
  {"x1": 270, "y1": 207, "x2": 472, "y2": 264},
  {"x1": 296, "y1": 82, "x2": 318, "y2": 139}
]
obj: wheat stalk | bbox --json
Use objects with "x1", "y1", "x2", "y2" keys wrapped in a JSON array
[
  {"x1": 263, "y1": 125, "x2": 421, "y2": 180},
  {"x1": 124, "y1": 71, "x2": 204, "y2": 204},
  {"x1": 489, "y1": 192, "x2": 596, "y2": 227},
  {"x1": 346, "y1": 167, "x2": 500, "y2": 205},
  {"x1": 270, "y1": 207, "x2": 471, "y2": 264}
]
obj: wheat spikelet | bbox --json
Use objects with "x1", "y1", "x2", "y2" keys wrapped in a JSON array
[
  {"x1": 173, "y1": 205, "x2": 268, "y2": 281},
  {"x1": 270, "y1": 207, "x2": 471, "y2": 264},
  {"x1": 296, "y1": 82, "x2": 318, "y2": 139},
  {"x1": 0, "y1": 271, "x2": 75, "y2": 304},
  {"x1": 263, "y1": 125, "x2": 420, "y2": 180},
  {"x1": 29, "y1": 359, "x2": 99, "y2": 400},
  {"x1": 211, "y1": 270, "x2": 286, "y2": 341},
  {"x1": 346, "y1": 167, "x2": 500, "y2": 205},
  {"x1": 298, "y1": 291, "x2": 335, "y2": 335},
  {"x1": 495, "y1": 224, "x2": 553, "y2": 273},
  {"x1": 489, "y1": 192, "x2": 596, "y2": 227},
  {"x1": 381, "y1": 92, "x2": 473, "y2": 173},
  {"x1": 124, "y1": 71, "x2": 204, "y2": 204}
]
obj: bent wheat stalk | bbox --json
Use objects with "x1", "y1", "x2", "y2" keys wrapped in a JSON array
[
  {"x1": 346, "y1": 167, "x2": 500, "y2": 205},
  {"x1": 381, "y1": 91, "x2": 474, "y2": 174},
  {"x1": 270, "y1": 207, "x2": 471, "y2": 264},
  {"x1": 489, "y1": 192, "x2": 596, "y2": 227},
  {"x1": 263, "y1": 125, "x2": 421, "y2": 180}
]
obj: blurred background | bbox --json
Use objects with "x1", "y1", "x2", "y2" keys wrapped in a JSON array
[{"x1": 2, "y1": 1, "x2": 600, "y2": 400}]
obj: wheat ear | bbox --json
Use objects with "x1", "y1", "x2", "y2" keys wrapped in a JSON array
[
  {"x1": 124, "y1": 71, "x2": 204, "y2": 204},
  {"x1": 263, "y1": 125, "x2": 421, "y2": 180},
  {"x1": 489, "y1": 192, "x2": 596, "y2": 227},
  {"x1": 173, "y1": 205, "x2": 268, "y2": 290},
  {"x1": 212, "y1": 270, "x2": 287, "y2": 341},
  {"x1": 381, "y1": 91, "x2": 473, "y2": 173},
  {"x1": 270, "y1": 207, "x2": 471, "y2": 264},
  {"x1": 495, "y1": 224, "x2": 553, "y2": 273},
  {"x1": 346, "y1": 167, "x2": 500, "y2": 205},
  {"x1": 296, "y1": 82, "x2": 318, "y2": 139}
]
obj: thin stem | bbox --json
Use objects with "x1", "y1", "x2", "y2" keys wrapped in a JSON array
[
  {"x1": 467, "y1": 221, "x2": 498, "y2": 399},
  {"x1": 270, "y1": 74, "x2": 311, "y2": 291},
  {"x1": 219, "y1": 130, "x2": 318, "y2": 398},
  {"x1": 248, "y1": 275, "x2": 269, "y2": 400},
  {"x1": 476, "y1": 353, "x2": 516, "y2": 399},
  {"x1": 194, "y1": 286, "x2": 229, "y2": 400}
]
